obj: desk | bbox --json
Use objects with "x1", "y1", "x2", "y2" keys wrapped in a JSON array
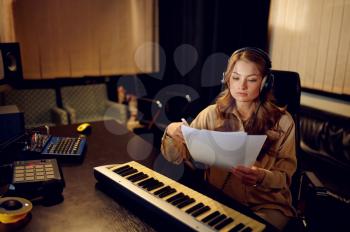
[
  {"x1": 19, "y1": 120, "x2": 159, "y2": 232},
  {"x1": 13, "y1": 120, "x2": 275, "y2": 232}
]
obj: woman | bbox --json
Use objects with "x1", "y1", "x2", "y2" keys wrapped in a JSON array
[{"x1": 161, "y1": 47, "x2": 297, "y2": 231}]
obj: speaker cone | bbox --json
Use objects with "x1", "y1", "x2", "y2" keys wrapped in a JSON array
[{"x1": 5, "y1": 52, "x2": 17, "y2": 72}]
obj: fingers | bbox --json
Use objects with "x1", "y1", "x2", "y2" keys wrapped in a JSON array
[
  {"x1": 166, "y1": 122, "x2": 184, "y2": 142},
  {"x1": 173, "y1": 132, "x2": 185, "y2": 143},
  {"x1": 235, "y1": 165, "x2": 257, "y2": 174},
  {"x1": 231, "y1": 166, "x2": 260, "y2": 186},
  {"x1": 175, "y1": 126, "x2": 185, "y2": 143}
]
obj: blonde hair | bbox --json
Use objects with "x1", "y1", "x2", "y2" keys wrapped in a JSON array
[{"x1": 215, "y1": 49, "x2": 285, "y2": 157}]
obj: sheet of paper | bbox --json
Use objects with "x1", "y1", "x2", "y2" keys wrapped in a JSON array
[
  {"x1": 181, "y1": 125, "x2": 266, "y2": 169},
  {"x1": 244, "y1": 135, "x2": 267, "y2": 165}
]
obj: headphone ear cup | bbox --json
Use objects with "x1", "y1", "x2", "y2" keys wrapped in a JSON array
[
  {"x1": 260, "y1": 76, "x2": 267, "y2": 91},
  {"x1": 221, "y1": 72, "x2": 228, "y2": 90},
  {"x1": 259, "y1": 73, "x2": 274, "y2": 102}
]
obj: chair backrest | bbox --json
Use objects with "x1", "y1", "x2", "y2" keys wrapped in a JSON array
[
  {"x1": 61, "y1": 84, "x2": 108, "y2": 121},
  {"x1": 271, "y1": 70, "x2": 302, "y2": 208},
  {"x1": 3, "y1": 88, "x2": 57, "y2": 128},
  {"x1": 271, "y1": 70, "x2": 301, "y2": 122}
]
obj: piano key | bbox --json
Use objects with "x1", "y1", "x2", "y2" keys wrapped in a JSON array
[
  {"x1": 208, "y1": 214, "x2": 227, "y2": 227},
  {"x1": 228, "y1": 222, "x2": 245, "y2": 232},
  {"x1": 191, "y1": 206, "x2": 211, "y2": 217},
  {"x1": 191, "y1": 195, "x2": 233, "y2": 222},
  {"x1": 214, "y1": 217, "x2": 234, "y2": 230},
  {"x1": 230, "y1": 215, "x2": 258, "y2": 232},
  {"x1": 95, "y1": 161, "x2": 267, "y2": 232},
  {"x1": 166, "y1": 193, "x2": 185, "y2": 203},
  {"x1": 127, "y1": 172, "x2": 144, "y2": 181},
  {"x1": 113, "y1": 165, "x2": 130, "y2": 173},
  {"x1": 114, "y1": 166, "x2": 133, "y2": 175},
  {"x1": 158, "y1": 188, "x2": 176, "y2": 198},
  {"x1": 137, "y1": 167, "x2": 246, "y2": 230},
  {"x1": 146, "y1": 180, "x2": 164, "y2": 191},
  {"x1": 141, "y1": 178, "x2": 158, "y2": 189},
  {"x1": 129, "y1": 173, "x2": 148, "y2": 182},
  {"x1": 241, "y1": 227, "x2": 253, "y2": 232},
  {"x1": 177, "y1": 198, "x2": 195, "y2": 209},
  {"x1": 154, "y1": 186, "x2": 170, "y2": 196},
  {"x1": 138, "y1": 178, "x2": 154, "y2": 187},
  {"x1": 119, "y1": 168, "x2": 138, "y2": 177},
  {"x1": 171, "y1": 195, "x2": 189, "y2": 206},
  {"x1": 185, "y1": 203, "x2": 204, "y2": 214},
  {"x1": 201, "y1": 211, "x2": 220, "y2": 223}
]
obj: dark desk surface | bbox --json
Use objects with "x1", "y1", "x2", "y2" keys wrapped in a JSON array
[
  {"x1": 19, "y1": 120, "x2": 160, "y2": 232},
  {"x1": 11, "y1": 120, "x2": 274, "y2": 232}
]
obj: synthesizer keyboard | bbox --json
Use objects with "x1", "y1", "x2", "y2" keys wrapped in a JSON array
[{"x1": 94, "y1": 161, "x2": 266, "y2": 232}]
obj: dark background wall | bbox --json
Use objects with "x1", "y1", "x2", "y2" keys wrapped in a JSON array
[{"x1": 155, "y1": 0, "x2": 270, "y2": 121}]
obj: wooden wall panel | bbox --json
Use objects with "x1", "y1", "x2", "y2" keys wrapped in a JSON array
[
  {"x1": 323, "y1": 0, "x2": 344, "y2": 92},
  {"x1": 269, "y1": 0, "x2": 288, "y2": 69},
  {"x1": 10, "y1": 0, "x2": 158, "y2": 79},
  {"x1": 313, "y1": 1, "x2": 333, "y2": 90},
  {"x1": 334, "y1": 2, "x2": 350, "y2": 93},
  {"x1": 304, "y1": 0, "x2": 324, "y2": 88},
  {"x1": 269, "y1": 0, "x2": 350, "y2": 95},
  {"x1": 0, "y1": 0, "x2": 16, "y2": 42},
  {"x1": 12, "y1": 1, "x2": 42, "y2": 79}
]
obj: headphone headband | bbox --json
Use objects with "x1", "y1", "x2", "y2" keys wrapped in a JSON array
[
  {"x1": 229, "y1": 47, "x2": 273, "y2": 102},
  {"x1": 232, "y1": 47, "x2": 271, "y2": 70}
]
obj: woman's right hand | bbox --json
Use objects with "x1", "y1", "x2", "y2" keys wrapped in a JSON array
[{"x1": 166, "y1": 122, "x2": 185, "y2": 144}]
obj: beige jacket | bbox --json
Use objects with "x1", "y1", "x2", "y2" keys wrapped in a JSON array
[{"x1": 161, "y1": 104, "x2": 297, "y2": 217}]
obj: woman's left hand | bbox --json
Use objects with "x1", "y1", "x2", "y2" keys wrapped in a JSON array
[{"x1": 231, "y1": 165, "x2": 266, "y2": 186}]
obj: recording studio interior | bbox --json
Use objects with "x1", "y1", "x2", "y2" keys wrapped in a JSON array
[{"x1": 0, "y1": 1, "x2": 349, "y2": 232}]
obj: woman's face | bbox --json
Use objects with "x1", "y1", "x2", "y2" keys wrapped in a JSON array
[{"x1": 229, "y1": 59, "x2": 263, "y2": 103}]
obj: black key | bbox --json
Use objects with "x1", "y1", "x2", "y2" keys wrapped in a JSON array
[
  {"x1": 113, "y1": 165, "x2": 131, "y2": 174},
  {"x1": 159, "y1": 188, "x2": 176, "y2": 198},
  {"x1": 127, "y1": 172, "x2": 143, "y2": 181},
  {"x1": 192, "y1": 206, "x2": 210, "y2": 217},
  {"x1": 138, "y1": 178, "x2": 154, "y2": 187},
  {"x1": 185, "y1": 203, "x2": 204, "y2": 214},
  {"x1": 148, "y1": 181, "x2": 164, "y2": 191},
  {"x1": 241, "y1": 227, "x2": 252, "y2": 232},
  {"x1": 201, "y1": 211, "x2": 220, "y2": 223},
  {"x1": 228, "y1": 223, "x2": 245, "y2": 232},
  {"x1": 119, "y1": 168, "x2": 138, "y2": 177},
  {"x1": 128, "y1": 173, "x2": 147, "y2": 182},
  {"x1": 116, "y1": 167, "x2": 133, "y2": 176},
  {"x1": 166, "y1": 193, "x2": 185, "y2": 203},
  {"x1": 177, "y1": 198, "x2": 195, "y2": 209},
  {"x1": 214, "y1": 217, "x2": 234, "y2": 230},
  {"x1": 171, "y1": 195, "x2": 189, "y2": 206},
  {"x1": 154, "y1": 186, "x2": 170, "y2": 196},
  {"x1": 130, "y1": 173, "x2": 148, "y2": 182},
  {"x1": 113, "y1": 165, "x2": 131, "y2": 173},
  {"x1": 146, "y1": 180, "x2": 164, "y2": 191},
  {"x1": 141, "y1": 178, "x2": 158, "y2": 189},
  {"x1": 208, "y1": 214, "x2": 227, "y2": 226}
]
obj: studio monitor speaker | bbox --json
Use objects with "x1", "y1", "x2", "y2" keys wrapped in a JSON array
[
  {"x1": 0, "y1": 105, "x2": 25, "y2": 148},
  {"x1": 0, "y1": 42, "x2": 23, "y2": 84}
]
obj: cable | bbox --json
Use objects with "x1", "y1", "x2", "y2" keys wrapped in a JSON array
[
  {"x1": 0, "y1": 133, "x2": 26, "y2": 153},
  {"x1": 325, "y1": 190, "x2": 350, "y2": 204}
]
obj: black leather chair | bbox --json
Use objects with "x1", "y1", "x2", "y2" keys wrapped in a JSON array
[
  {"x1": 271, "y1": 70, "x2": 302, "y2": 206},
  {"x1": 270, "y1": 70, "x2": 307, "y2": 232}
]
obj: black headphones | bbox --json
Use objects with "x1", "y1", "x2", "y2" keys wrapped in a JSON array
[{"x1": 230, "y1": 47, "x2": 274, "y2": 102}]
